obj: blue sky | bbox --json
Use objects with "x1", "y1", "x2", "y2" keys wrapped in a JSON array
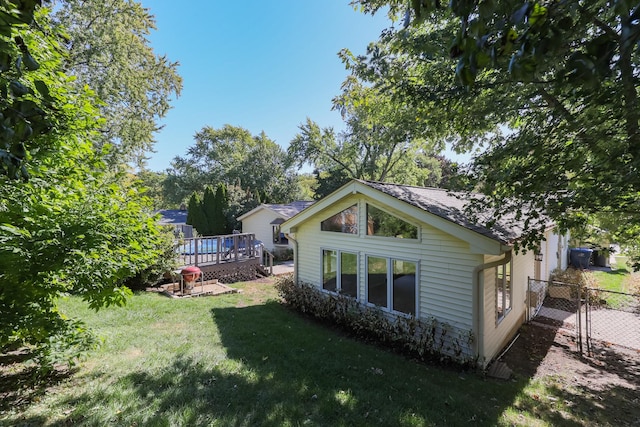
[{"x1": 143, "y1": 1, "x2": 395, "y2": 172}]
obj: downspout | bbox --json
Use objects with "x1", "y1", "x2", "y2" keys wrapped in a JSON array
[
  {"x1": 472, "y1": 249, "x2": 512, "y2": 367},
  {"x1": 285, "y1": 232, "x2": 298, "y2": 284}
]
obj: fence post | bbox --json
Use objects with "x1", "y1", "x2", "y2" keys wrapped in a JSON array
[
  {"x1": 526, "y1": 277, "x2": 530, "y2": 322},
  {"x1": 585, "y1": 288, "x2": 591, "y2": 357},
  {"x1": 577, "y1": 284, "x2": 582, "y2": 355},
  {"x1": 194, "y1": 237, "x2": 199, "y2": 267}
]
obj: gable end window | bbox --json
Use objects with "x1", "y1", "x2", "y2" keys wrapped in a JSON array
[
  {"x1": 366, "y1": 204, "x2": 418, "y2": 239},
  {"x1": 321, "y1": 205, "x2": 358, "y2": 234}
]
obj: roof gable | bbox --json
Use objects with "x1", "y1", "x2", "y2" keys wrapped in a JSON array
[
  {"x1": 156, "y1": 209, "x2": 188, "y2": 225},
  {"x1": 237, "y1": 201, "x2": 315, "y2": 222},
  {"x1": 282, "y1": 180, "x2": 531, "y2": 247},
  {"x1": 359, "y1": 180, "x2": 522, "y2": 244}
]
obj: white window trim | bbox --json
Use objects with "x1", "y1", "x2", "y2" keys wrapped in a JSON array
[
  {"x1": 495, "y1": 261, "x2": 513, "y2": 325},
  {"x1": 364, "y1": 202, "x2": 421, "y2": 241},
  {"x1": 365, "y1": 255, "x2": 419, "y2": 317}
]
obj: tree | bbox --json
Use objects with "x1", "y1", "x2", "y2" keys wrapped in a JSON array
[
  {"x1": 52, "y1": 0, "x2": 182, "y2": 167},
  {"x1": 0, "y1": 0, "x2": 66, "y2": 181},
  {"x1": 186, "y1": 191, "x2": 207, "y2": 235},
  {"x1": 352, "y1": 1, "x2": 640, "y2": 258},
  {"x1": 289, "y1": 77, "x2": 444, "y2": 193},
  {"x1": 0, "y1": 5, "x2": 175, "y2": 370},
  {"x1": 165, "y1": 125, "x2": 299, "y2": 205},
  {"x1": 212, "y1": 183, "x2": 230, "y2": 234},
  {"x1": 186, "y1": 184, "x2": 231, "y2": 236},
  {"x1": 133, "y1": 169, "x2": 170, "y2": 210}
]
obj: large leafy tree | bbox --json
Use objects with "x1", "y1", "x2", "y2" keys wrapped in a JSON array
[
  {"x1": 352, "y1": 1, "x2": 640, "y2": 257},
  {"x1": 165, "y1": 125, "x2": 299, "y2": 206},
  {"x1": 289, "y1": 78, "x2": 444, "y2": 196},
  {"x1": 0, "y1": 5, "x2": 175, "y2": 369},
  {"x1": 52, "y1": 0, "x2": 182, "y2": 167},
  {"x1": 0, "y1": 0, "x2": 64, "y2": 181}
]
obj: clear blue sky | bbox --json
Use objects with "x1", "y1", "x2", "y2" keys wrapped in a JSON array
[{"x1": 143, "y1": 1, "x2": 395, "y2": 172}]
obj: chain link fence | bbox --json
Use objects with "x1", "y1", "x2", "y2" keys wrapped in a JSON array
[{"x1": 527, "y1": 278, "x2": 640, "y2": 355}]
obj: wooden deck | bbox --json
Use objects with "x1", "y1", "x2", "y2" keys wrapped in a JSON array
[{"x1": 176, "y1": 233, "x2": 274, "y2": 278}]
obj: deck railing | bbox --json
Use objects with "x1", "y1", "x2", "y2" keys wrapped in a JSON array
[{"x1": 176, "y1": 233, "x2": 261, "y2": 267}]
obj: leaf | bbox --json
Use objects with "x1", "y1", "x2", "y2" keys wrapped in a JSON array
[{"x1": 510, "y1": 3, "x2": 529, "y2": 25}]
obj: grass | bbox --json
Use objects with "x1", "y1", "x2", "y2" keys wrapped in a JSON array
[
  {"x1": 0, "y1": 279, "x2": 634, "y2": 426},
  {"x1": 589, "y1": 256, "x2": 639, "y2": 309}
]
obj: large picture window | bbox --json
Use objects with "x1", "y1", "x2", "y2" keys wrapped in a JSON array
[
  {"x1": 367, "y1": 256, "x2": 417, "y2": 315},
  {"x1": 322, "y1": 249, "x2": 358, "y2": 298},
  {"x1": 321, "y1": 205, "x2": 358, "y2": 234},
  {"x1": 496, "y1": 260, "x2": 512, "y2": 324},
  {"x1": 366, "y1": 204, "x2": 418, "y2": 239}
]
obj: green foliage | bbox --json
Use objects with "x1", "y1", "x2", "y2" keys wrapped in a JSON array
[
  {"x1": 133, "y1": 169, "x2": 171, "y2": 210},
  {"x1": 186, "y1": 183, "x2": 231, "y2": 236},
  {"x1": 351, "y1": 1, "x2": 640, "y2": 257},
  {"x1": 186, "y1": 191, "x2": 206, "y2": 234},
  {"x1": 0, "y1": 1, "x2": 66, "y2": 181},
  {"x1": 212, "y1": 183, "x2": 229, "y2": 235},
  {"x1": 274, "y1": 276, "x2": 475, "y2": 366},
  {"x1": 289, "y1": 79, "x2": 448, "y2": 190},
  {"x1": 121, "y1": 224, "x2": 178, "y2": 291},
  {"x1": 52, "y1": 0, "x2": 182, "y2": 167},
  {"x1": 0, "y1": 4, "x2": 176, "y2": 370},
  {"x1": 165, "y1": 125, "x2": 299, "y2": 206}
]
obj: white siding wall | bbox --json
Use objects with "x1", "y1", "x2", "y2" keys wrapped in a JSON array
[
  {"x1": 481, "y1": 249, "x2": 534, "y2": 364},
  {"x1": 292, "y1": 190, "x2": 569, "y2": 366},
  {"x1": 294, "y1": 194, "x2": 481, "y2": 360},
  {"x1": 241, "y1": 210, "x2": 282, "y2": 252}
]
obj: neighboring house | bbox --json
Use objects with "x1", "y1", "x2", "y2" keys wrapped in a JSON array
[
  {"x1": 238, "y1": 201, "x2": 315, "y2": 253},
  {"x1": 157, "y1": 209, "x2": 193, "y2": 238},
  {"x1": 281, "y1": 180, "x2": 569, "y2": 367}
]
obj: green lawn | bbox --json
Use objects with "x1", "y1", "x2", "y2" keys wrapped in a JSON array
[
  {"x1": 0, "y1": 280, "x2": 632, "y2": 426},
  {"x1": 589, "y1": 256, "x2": 639, "y2": 309}
]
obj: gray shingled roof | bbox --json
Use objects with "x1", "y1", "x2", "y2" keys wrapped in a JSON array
[
  {"x1": 358, "y1": 180, "x2": 525, "y2": 244},
  {"x1": 156, "y1": 209, "x2": 188, "y2": 225},
  {"x1": 265, "y1": 201, "x2": 315, "y2": 219}
]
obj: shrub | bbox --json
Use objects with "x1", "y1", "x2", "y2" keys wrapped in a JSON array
[
  {"x1": 122, "y1": 225, "x2": 179, "y2": 290},
  {"x1": 549, "y1": 267, "x2": 601, "y2": 303},
  {"x1": 274, "y1": 276, "x2": 475, "y2": 367},
  {"x1": 273, "y1": 248, "x2": 294, "y2": 262}
]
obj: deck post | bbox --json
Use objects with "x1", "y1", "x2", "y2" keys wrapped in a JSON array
[{"x1": 194, "y1": 237, "x2": 199, "y2": 267}]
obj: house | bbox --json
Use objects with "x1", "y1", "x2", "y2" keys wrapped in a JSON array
[
  {"x1": 157, "y1": 208, "x2": 193, "y2": 238},
  {"x1": 280, "y1": 180, "x2": 569, "y2": 366},
  {"x1": 238, "y1": 201, "x2": 315, "y2": 254}
]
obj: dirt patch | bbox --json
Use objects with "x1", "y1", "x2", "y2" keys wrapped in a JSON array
[
  {"x1": 501, "y1": 322, "x2": 640, "y2": 388},
  {"x1": 498, "y1": 322, "x2": 640, "y2": 425}
]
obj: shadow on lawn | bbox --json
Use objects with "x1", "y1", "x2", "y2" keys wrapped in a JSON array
[
  {"x1": 3, "y1": 301, "x2": 638, "y2": 426},
  {"x1": 0, "y1": 349, "x2": 74, "y2": 415}
]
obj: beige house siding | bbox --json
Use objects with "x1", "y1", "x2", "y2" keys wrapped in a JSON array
[
  {"x1": 480, "y1": 228, "x2": 567, "y2": 364},
  {"x1": 285, "y1": 180, "x2": 570, "y2": 366},
  {"x1": 293, "y1": 194, "x2": 482, "y2": 360},
  {"x1": 241, "y1": 208, "x2": 277, "y2": 251}
]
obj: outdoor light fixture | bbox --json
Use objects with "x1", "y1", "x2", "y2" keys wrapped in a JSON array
[{"x1": 534, "y1": 252, "x2": 543, "y2": 262}]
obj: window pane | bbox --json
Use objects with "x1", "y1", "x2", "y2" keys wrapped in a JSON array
[
  {"x1": 393, "y1": 260, "x2": 416, "y2": 315},
  {"x1": 496, "y1": 262, "x2": 512, "y2": 322},
  {"x1": 496, "y1": 265, "x2": 504, "y2": 318},
  {"x1": 367, "y1": 256, "x2": 387, "y2": 308},
  {"x1": 366, "y1": 204, "x2": 417, "y2": 239},
  {"x1": 321, "y1": 205, "x2": 358, "y2": 234},
  {"x1": 341, "y1": 252, "x2": 358, "y2": 298},
  {"x1": 322, "y1": 250, "x2": 337, "y2": 292}
]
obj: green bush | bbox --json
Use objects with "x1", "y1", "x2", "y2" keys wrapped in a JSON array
[
  {"x1": 274, "y1": 276, "x2": 475, "y2": 367},
  {"x1": 122, "y1": 224, "x2": 179, "y2": 290}
]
